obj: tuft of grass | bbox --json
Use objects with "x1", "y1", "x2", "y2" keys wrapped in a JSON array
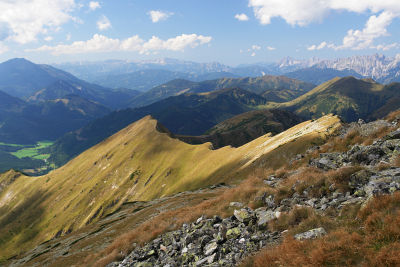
[
  {"x1": 269, "y1": 207, "x2": 315, "y2": 232},
  {"x1": 326, "y1": 166, "x2": 363, "y2": 193},
  {"x1": 361, "y1": 126, "x2": 391, "y2": 146}
]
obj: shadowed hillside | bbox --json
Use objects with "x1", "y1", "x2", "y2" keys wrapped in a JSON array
[{"x1": 176, "y1": 109, "x2": 303, "y2": 148}]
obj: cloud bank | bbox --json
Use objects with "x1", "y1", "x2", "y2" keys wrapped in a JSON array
[
  {"x1": 28, "y1": 33, "x2": 212, "y2": 55},
  {"x1": 249, "y1": 0, "x2": 400, "y2": 51}
]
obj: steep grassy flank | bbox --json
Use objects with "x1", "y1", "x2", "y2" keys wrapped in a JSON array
[
  {"x1": 0, "y1": 115, "x2": 340, "y2": 260},
  {"x1": 266, "y1": 77, "x2": 400, "y2": 122}
]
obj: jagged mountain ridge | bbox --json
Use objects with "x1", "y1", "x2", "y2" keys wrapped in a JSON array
[
  {"x1": 55, "y1": 54, "x2": 400, "y2": 85},
  {"x1": 278, "y1": 54, "x2": 400, "y2": 83}
]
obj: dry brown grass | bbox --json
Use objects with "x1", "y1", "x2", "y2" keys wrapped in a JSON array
[
  {"x1": 385, "y1": 109, "x2": 400, "y2": 122},
  {"x1": 319, "y1": 129, "x2": 364, "y2": 154},
  {"x1": 269, "y1": 207, "x2": 315, "y2": 232},
  {"x1": 326, "y1": 166, "x2": 363, "y2": 193},
  {"x1": 377, "y1": 162, "x2": 392, "y2": 171},
  {"x1": 274, "y1": 166, "x2": 361, "y2": 203},
  {"x1": 361, "y1": 126, "x2": 392, "y2": 146},
  {"x1": 393, "y1": 155, "x2": 400, "y2": 167},
  {"x1": 84, "y1": 175, "x2": 274, "y2": 267},
  {"x1": 242, "y1": 192, "x2": 400, "y2": 267}
]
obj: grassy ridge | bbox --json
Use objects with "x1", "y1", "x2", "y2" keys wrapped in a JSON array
[
  {"x1": 263, "y1": 77, "x2": 400, "y2": 122},
  {"x1": 0, "y1": 114, "x2": 340, "y2": 260}
]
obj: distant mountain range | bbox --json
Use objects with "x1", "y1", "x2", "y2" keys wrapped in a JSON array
[
  {"x1": 128, "y1": 76, "x2": 315, "y2": 108},
  {"x1": 55, "y1": 54, "x2": 400, "y2": 85},
  {"x1": 93, "y1": 69, "x2": 240, "y2": 91},
  {"x1": 0, "y1": 58, "x2": 139, "y2": 109}
]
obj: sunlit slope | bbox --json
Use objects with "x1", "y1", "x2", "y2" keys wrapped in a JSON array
[
  {"x1": 264, "y1": 76, "x2": 400, "y2": 122},
  {"x1": 0, "y1": 115, "x2": 340, "y2": 259}
]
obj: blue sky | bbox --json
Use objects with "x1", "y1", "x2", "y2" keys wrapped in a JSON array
[{"x1": 0, "y1": 0, "x2": 399, "y2": 66}]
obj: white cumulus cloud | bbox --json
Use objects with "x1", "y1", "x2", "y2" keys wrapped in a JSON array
[
  {"x1": 266, "y1": 46, "x2": 276, "y2": 51},
  {"x1": 337, "y1": 11, "x2": 394, "y2": 50},
  {"x1": 148, "y1": 10, "x2": 173, "y2": 23},
  {"x1": 0, "y1": 0, "x2": 77, "y2": 44},
  {"x1": 248, "y1": 0, "x2": 400, "y2": 26},
  {"x1": 308, "y1": 41, "x2": 329, "y2": 50},
  {"x1": 374, "y1": 43, "x2": 399, "y2": 51},
  {"x1": 249, "y1": 1, "x2": 400, "y2": 51},
  {"x1": 28, "y1": 33, "x2": 212, "y2": 55},
  {"x1": 97, "y1": 15, "x2": 111, "y2": 31},
  {"x1": 89, "y1": 1, "x2": 100, "y2": 11},
  {"x1": 308, "y1": 11, "x2": 398, "y2": 51},
  {"x1": 235, "y1": 14, "x2": 249, "y2": 21}
]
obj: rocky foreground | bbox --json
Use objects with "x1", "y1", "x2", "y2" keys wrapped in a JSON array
[{"x1": 108, "y1": 119, "x2": 400, "y2": 267}]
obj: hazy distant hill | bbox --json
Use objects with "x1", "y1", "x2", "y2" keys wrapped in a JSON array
[
  {"x1": 284, "y1": 67, "x2": 363, "y2": 85},
  {"x1": 0, "y1": 58, "x2": 139, "y2": 109},
  {"x1": 128, "y1": 75, "x2": 315, "y2": 108},
  {"x1": 93, "y1": 69, "x2": 240, "y2": 91},
  {"x1": 0, "y1": 58, "x2": 79, "y2": 98}
]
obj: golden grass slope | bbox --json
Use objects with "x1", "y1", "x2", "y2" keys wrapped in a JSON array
[{"x1": 0, "y1": 114, "x2": 340, "y2": 260}]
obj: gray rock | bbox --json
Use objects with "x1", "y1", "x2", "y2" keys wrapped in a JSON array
[
  {"x1": 229, "y1": 202, "x2": 244, "y2": 208},
  {"x1": 234, "y1": 208, "x2": 253, "y2": 223},
  {"x1": 294, "y1": 227, "x2": 327, "y2": 240},
  {"x1": 256, "y1": 210, "x2": 276, "y2": 227},
  {"x1": 385, "y1": 129, "x2": 400, "y2": 140},
  {"x1": 204, "y1": 242, "x2": 218, "y2": 256}
]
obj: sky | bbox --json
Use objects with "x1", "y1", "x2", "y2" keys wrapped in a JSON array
[{"x1": 0, "y1": 0, "x2": 400, "y2": 66}]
